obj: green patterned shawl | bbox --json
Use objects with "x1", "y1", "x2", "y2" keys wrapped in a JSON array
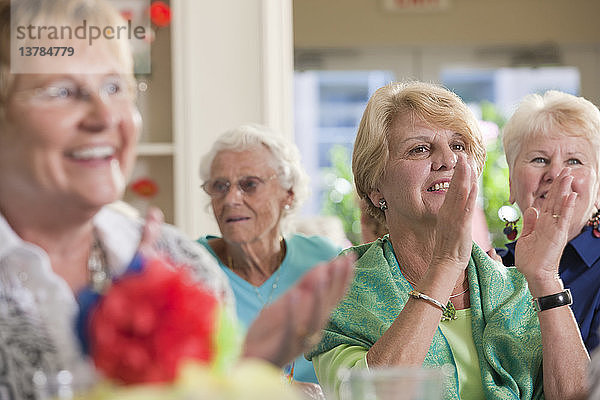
[{"x1": 307, "y1": 237, "x2": 544, "y2": 400}]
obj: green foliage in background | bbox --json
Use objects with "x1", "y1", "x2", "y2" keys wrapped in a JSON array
[
  {"x1": 480, "y1": 101, "x2": 521, "y2": 248},
  {"x1": 321, "y1": 145, "x2": 362, "y2": 245}
]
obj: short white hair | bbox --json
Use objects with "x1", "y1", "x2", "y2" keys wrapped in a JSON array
[
  {"x1": 503, "y1": 90, "x2": 600, "y2": 180},
  {"x1": 199, "y1": 124, "x2": 310, "y2": 218}
]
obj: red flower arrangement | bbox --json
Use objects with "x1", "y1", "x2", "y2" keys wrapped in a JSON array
[
  {"x1": 86, "y1": 257, "x2": 218, "y2": 385},
  {"x1": 149, "y1": 1, "x2": 172, "y2": 28},
  {"x1": 75, "y1": 255, "x2": 302, "y2": 400}
]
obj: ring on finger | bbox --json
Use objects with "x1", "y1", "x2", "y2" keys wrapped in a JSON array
[{"x1": 552, "y1": 214, "x2": 560, "y2": 220}]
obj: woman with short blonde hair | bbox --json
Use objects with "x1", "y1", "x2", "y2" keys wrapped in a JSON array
[
  {"x1": 353, "y1": 81, "x2": 486, "y2": 223},
  {"x1": 309, "y1": 81, "x2": 588, "y2": 400}
]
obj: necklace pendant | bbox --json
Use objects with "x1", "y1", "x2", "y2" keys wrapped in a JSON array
[
  {"x1": 441, "y1": 300, "x2": 457, "y2": 322},
  {"x1": 88, "y1": 236, "x2": 111, "y2": 293},
  {"x1": 91, "y1": 270, "x2": 110, "y2": 292}
]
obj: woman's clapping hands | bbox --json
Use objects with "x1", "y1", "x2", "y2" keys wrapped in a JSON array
[
  {"x1": 514, "y1": 167, "x2": 577, "y2": 295},
  {"x1": 431, "y1": 153, "x2": 478, "y2": 271}
]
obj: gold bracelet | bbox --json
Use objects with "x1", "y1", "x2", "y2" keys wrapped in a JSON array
[
  {"x1": 408, "y1": 290, "x2": 446, "y2": 312},
  {"x1": 409, "y1": 290, "x2": 458, "y2": 322}
]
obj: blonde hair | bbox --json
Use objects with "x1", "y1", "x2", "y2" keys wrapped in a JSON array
[
  {"x1": 0, "y1": 0, "x2": 133, "y2": 106},
  {"x1": 503, "y1": 90, "x2": 600, "y2": 180},
  {"x1": 199, "y1": 123, "x2": 310, "y2": 219},
  {"x1": 353, "y1": 81, "x2": 486, "y2": 222}
]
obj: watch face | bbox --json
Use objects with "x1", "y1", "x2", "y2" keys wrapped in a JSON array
[
  {"x1": 498, "y1": 205, "x2": 520, "y2": 223},
  {"x1": 534, "y1": 289, "x2": 572, "y2": 312}
]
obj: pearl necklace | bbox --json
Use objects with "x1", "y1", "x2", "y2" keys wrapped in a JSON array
[
  {"x1": 253, "y1": 266, "x2": 282, "y2": 306},
  {"x1": 227, "y1": 238, "x2": 286, "y2": 307}
]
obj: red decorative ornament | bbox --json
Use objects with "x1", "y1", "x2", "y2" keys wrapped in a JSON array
[
  {"x1": 588, "y1": 211, "x2": 600, "y2": 238},
  {"x1": 89, "y1": 258, "x2": 218, "y2": 384},
  {"x1": 120, "y1": 9, "x2": 134, "y2": 21},
  {"x1": 506, "y1": 228, "x2": 518, "y2": 241},
  {"x1": 499, "y1": 205, "x2": 520, "y2": 242},
  {"x1": 130, "y1": 177, "x2": 159, "y2": 198},
  {"x1": 150, "y1": 1, "x2": 172, "y2": 28}
]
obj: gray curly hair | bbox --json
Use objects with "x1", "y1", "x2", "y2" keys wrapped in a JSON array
[{"x1": 199, "y1": 124, "x2": 310, "y2": 221}]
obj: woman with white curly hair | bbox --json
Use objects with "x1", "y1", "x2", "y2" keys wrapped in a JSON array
[{"x1": 198, "y1": 124, "x2": 341, "y2": 385}]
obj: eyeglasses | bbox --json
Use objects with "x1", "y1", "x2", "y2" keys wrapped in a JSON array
[
  {"x1": 202, "y1": 175, "x2": 278, "y2": 198},
  {"x1": 16, "y1": 76, "x2": 136, "y2": 107}
]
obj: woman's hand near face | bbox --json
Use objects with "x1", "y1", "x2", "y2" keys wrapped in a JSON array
[
  {"x1": 514, "y1": 167, "x2": 589, "y2": 400},
  {"x1": 367, "y1": 154, "x2": 478, "y2": 368},
  {"x1": 514, "y1": 167, "x2": 577, "y2": 296},
  {"x1": 429, "y1": 153, "x2": 478, "y2": 273}
]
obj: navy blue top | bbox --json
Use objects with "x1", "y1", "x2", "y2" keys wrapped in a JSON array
[{"x1": 497, "y1": 226, "x2": 600, "y2": 352}]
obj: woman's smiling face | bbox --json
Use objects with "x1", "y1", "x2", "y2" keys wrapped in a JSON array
[
  {"x1": 371, "y1": 114, "x2": 475, "y2": 226},
  {"x1": 0, "y1": 43, "x2": 140, "y2": 213},
  {"x1": 509, "y1": 133, "x2": 600, "y2": 240}
]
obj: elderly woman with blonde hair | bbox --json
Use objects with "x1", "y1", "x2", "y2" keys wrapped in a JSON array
[
  {"x1": 0, "y1": 1, "x2": 353, "y2": 398},
  {"x1": 494, "y1": 90, "x2": 600, "y2": 353},
  {"x1": 198, "y1": 124, "x2": 342, "y2": 385},
  {"x1": 307, "y1": 81, "x2": 589, "y2": 400}
]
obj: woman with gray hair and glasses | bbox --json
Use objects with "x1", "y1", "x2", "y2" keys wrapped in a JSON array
[{"x1": 198, "y1": 124, "x2": 342, "y2": 388}]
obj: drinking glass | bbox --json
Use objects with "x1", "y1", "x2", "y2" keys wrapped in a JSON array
[{"x1": 338, "y1": 365, "x2": 451, "y2": 400}]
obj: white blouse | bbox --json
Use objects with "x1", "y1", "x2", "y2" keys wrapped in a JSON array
[{"x1": 0, "y1": 205, "x2": 233, "y2": 399}]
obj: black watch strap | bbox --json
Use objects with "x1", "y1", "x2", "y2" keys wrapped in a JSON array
[{"x1": 533, "y1": 288, "x2": 572, "y2": 312}]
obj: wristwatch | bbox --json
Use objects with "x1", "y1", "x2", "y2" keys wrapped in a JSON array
[{"x1": 532, "y1": 288, "x2": 572, "y2": 312}]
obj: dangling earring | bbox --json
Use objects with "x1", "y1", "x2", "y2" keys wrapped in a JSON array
[
  {"x1": 498, "y1": 204, "x2": 520, "y2": 241},
  {"x1": 378, "y1": 198, "x2": 388, "y2": 211},
  {"x1": 588, "y1": 210, "x2": 600, "y2": 238}
]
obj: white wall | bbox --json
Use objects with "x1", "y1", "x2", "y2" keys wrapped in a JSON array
[
  {"x1": 171, "y1": 0, "x2": 294, "y2": 237},
  {"x1": 293, "y1": 0, "x2": 600, "y2": 48},
  {"x1": 293, "y1": 1, "x2": 600, "y2": 104}
]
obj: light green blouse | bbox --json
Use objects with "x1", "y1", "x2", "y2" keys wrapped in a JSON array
[
  {"x1": 314, "y1": 308, "x2": 485, "y2": 400},
  {"x1": 439, "y1": 308, "x2": 485, "y2": 399},
  {"x1": 308, "y1": 237, "x2": 544, "y2": 399}
]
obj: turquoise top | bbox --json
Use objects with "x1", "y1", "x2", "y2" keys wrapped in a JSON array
[{"x1": 198, "y1": 233, "x2": 340, "y2": 383}]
